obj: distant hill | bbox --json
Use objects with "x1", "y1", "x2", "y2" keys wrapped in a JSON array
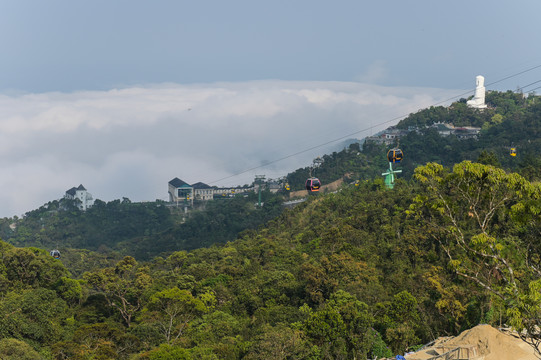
[
  {"x1": 362, "y1": 90, "x2": 541, "y2": 180},
  {"x1": 0, "y1": 189, "x2": 285, "y2": 265},
  {"x1": 2, "y1": 90, "x2": 540, "y2": 266}
]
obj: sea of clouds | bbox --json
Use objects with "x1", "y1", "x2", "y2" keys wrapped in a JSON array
[{"x1": 0, "y1": 80, "x2": 462, "y2": 217}]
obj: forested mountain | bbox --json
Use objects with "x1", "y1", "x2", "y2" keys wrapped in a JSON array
[
  {"x1": 390, "y1": 91, "x2": 541, "y2": 179},
  {"x1": 2, "y1": 91, "x2": 540, "y2": 263},
  {"x1": 287, "y1": 91, "x2": 541, "y2": 187},
  {"x1": 1, "y1": 90, "x2": 541, "y2": 359}
]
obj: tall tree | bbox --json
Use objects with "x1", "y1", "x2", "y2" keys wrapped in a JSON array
[
  {"x1": 84, "y1": 256, "x2": 152, "y2": 327},
  {"x1": 143, "y1": 287, "x2": 215, "y2": 344},
  {"x1": 413, "y1": 161, "x2": 541, "y2": 355}
]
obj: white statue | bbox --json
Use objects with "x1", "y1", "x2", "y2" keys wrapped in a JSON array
[{"x1": 467, "y1": 75, "x2": 487, "y2": 109}]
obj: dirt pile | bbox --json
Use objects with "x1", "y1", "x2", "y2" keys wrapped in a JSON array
[{"x1": 404, "y1": 324, "x2": 537, "y2": 360}]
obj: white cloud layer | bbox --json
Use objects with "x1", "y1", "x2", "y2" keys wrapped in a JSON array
[{"x1": 0, "y1": 80, "x2": 461, "y2": 217}]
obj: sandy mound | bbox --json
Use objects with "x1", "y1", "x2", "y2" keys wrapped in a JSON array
[{"x1": 404, "y1": 324, "x2": 537, "y2": 360}]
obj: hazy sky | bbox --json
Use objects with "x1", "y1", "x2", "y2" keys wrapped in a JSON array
[{"x1": 1, "y1": 1, "x2": 541, "y2": 217}]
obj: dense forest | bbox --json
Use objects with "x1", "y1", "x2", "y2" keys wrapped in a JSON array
[{"x1": 1, "y1": 91, "x2": 541, "y2": 359}]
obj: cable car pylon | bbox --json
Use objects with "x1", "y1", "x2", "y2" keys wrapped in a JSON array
[{"x1": 255, "y1": 175, "x2": 266, "y2": 207}]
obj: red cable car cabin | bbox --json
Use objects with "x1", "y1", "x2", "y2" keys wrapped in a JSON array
[{"x1": 305, "y1": 177, "x2": 321, "y2": 192}]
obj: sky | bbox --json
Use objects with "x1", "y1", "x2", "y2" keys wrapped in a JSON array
[{"x1": 1, "y1": 0, "x2": 541, "y2": 217}]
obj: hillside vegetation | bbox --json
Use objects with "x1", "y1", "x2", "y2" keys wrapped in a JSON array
[
  {"x1": 0, "y1": 192, "x2": 285, "y2": 269},
  {"x1": 0, "y1": 91, "x2": 540, "y2": 359},
  {"x1": 1, "y1": 162, "x2": 540, "y2": 359}
]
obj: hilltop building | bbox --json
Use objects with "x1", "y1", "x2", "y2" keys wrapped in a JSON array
[
  {"x1": 168, "y1": 178, "x2": 254, "y2": 205},
  {"x1": 365, "y1": 123, "x2": 481, "y2": 145},
  {"x1": 365, "y1": 127, "x2": 410, "y2": 145},
  {"x1": 430, "y1": 123, "x2": 481, "y2": 139},
  {"x1": 467, "y1": 75, "x2": 488, "y2": 109},
  {"x1": 192, "y1": 182, "x2": 214, "y2": 201},
  {"x1": 64, "y1": 184, "x2": 94, "y2": 210},
  {"x1": 168, "y1": 178, "x2": 194, "y2": 205}
]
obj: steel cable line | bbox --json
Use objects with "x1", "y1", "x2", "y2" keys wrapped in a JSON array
[
  {"x1": 528, "y1": 85, "x2": 541, "y2": 93},
  {"x1": 519, "y1": 79, "x2": 541, "y2": 92},
  {"x1": 207, "y1": 64, "x2": 541, "y2": 185},
  {"x1": 484, "y1": 64, "x2": 541, "y2": 88}
]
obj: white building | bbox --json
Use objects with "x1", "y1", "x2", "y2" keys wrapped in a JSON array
[
  {"x1": 365, "y1": 127, "x2": 410, "y2": 145},
  {"x1": 192, "y1": 182, "x2": 214, "y2": 201},
  {"x1": 65, "y1": 184, "x2": 94, "y2": 210}
]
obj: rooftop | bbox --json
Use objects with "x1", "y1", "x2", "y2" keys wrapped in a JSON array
[{"x1": 168, "y1": 177, "x2": 190, "y2": 188}]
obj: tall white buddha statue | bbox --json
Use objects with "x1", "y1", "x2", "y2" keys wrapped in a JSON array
[{"x1": 467, "y1": 75, "x2": 487, "y2": 109}]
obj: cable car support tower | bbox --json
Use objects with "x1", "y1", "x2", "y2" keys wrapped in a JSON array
[{"x1": 255, "y1": 175, "x2": 266, "y2": 207}]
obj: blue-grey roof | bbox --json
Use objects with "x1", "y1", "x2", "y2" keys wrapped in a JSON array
[
  {"x1": 66, "y1": 184, "x2": 87, "y2": 195},
  {"x1": 169, "y1": 177, "x2": 190, "y2": 188},
  {"x1": 192, "y1": 182, "x2": 212, "y2": 189}
]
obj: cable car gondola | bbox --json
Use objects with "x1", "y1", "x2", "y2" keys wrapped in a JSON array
[
  {"x1": 50, "y1": 249, "x2": 61, "y2": 259},
  {"x1": 510, "y1": 147, "x2": 517, "y2": 157},
  {"x1": 305, "y1": 177, "x2": 321, "y2": 192},
  {"x1": 387, "y1": 148, "x2": 403, "y2": 163}
]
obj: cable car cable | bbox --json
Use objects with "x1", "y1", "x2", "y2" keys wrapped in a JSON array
[
  {"x1": 484, "y1": 64, "x2": 541, "y2": 88},
  {"x1": 518, "y1": 79, "x2": 541, "y2": 91},
  {"x1": 527, "y1": 84, "x2": 541, "y2": 93}
]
